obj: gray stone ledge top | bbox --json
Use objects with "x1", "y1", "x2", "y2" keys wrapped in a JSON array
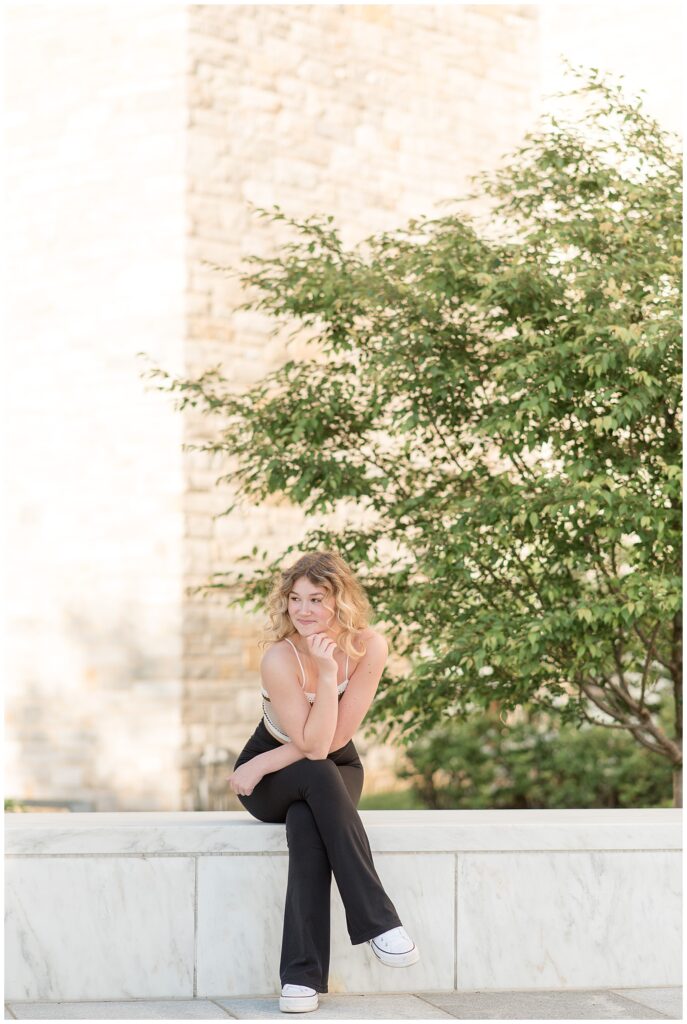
[{"x1": 5, "y1": 808, "x2": 681, "y2": 856}]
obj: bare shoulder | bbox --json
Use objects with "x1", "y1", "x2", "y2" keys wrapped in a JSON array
[
  {"x1": 260, "y1": 641, "x2": 292, "y2": 670},
  {"x1": 361, "y1": 626, "x2": 387, "y2": 643},
  {"x1": 355, "y1": 628, "x2": 389, "y2": 658},
  {"x1": 260, "y1": 641, "x2": 303, "y2": 697}
]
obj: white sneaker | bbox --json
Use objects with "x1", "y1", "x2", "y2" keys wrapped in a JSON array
[
  {"x1": 279, "y1": 983, "x2": 319, "y2": 1013},
  {"x1": 368, "y1": 925, "x2": 420, "y2": 967}
]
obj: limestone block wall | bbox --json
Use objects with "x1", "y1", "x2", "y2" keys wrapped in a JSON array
[
  {"x1": 4, "y1": 6, "x2": 189, "y2": 810},
  {"x1": 5, "y1": 4, "x2": 545, "y2": 811},
  {"x1": 182, "y1": 4, "x2": 541, "y2": 807},
  {"x1": 8, "y1": 4, "x2": 679, "y2": 812}
]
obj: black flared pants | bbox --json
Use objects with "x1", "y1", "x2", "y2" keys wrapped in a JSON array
[{"x1": 233, "y1": 720, "x2": 403, "y2": 993}]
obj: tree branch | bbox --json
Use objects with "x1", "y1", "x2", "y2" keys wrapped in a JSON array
[
  {"x1": 578, "y1": 675, "x2": 681, "y2": 761},
  {"x1": 590, "y1": 539, "x2": 675, "y2": 673},
  {"x1": 638, "y1": 621, "x2": 662, "y2": 707},
  {"x1": 578, "y1": 689, "x2": 668, "y2": 758}
]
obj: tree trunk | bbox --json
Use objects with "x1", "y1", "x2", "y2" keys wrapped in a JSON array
[
  {"x1": 672, "y1": 611, "x2": 682, "y2": 808},
  {"x1": 673, "y1": 611, "x2": 682, "y2": 742},
  {"x1": 673, "y1": 765, "x2": 682, "y2": 808}
]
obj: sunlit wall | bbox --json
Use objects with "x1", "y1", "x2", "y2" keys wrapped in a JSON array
[{"x1": 3, "y1": 3, "x2": 680, "y2": 810}]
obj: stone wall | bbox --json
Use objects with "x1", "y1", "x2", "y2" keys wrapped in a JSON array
[
  {"x1": 181, "y1": 3, "x2": 541, "y2": 807},
  {"x1": 4, "y1": 5, "x2": 189, "y2": 810},
  {"x1": 5, "y1": 4, "x2": 547, "y2": 810},
  {"x1": 6, "y1": 809, "x2": 682, "y2": 999}
]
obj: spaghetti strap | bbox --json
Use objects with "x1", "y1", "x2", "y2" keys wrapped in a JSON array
[
  {"x1": 345, "y1": 651, "x2": 349, "y2": 680},
  {"x1": 284, "y1": 636, "x2": 307, "y2": 690}
]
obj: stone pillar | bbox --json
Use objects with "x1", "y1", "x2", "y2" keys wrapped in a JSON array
[{"x1": 4, "y1": 5, "x2": 188, "y2": 809}]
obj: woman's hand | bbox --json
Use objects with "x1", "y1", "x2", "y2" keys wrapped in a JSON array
[
  {"x1": 306, "y1": 632, "x2": 339, "y2": 674},
  {"x1": 227, "y1": 759, "x2": 265, "y2": 797}
]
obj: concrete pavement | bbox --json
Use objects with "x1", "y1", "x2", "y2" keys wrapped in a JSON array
[{"x1": 5, "y1": 986, "x2": 683, "y2": 1019}]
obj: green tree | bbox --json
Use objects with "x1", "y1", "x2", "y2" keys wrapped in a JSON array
[{"x1": 143, "y1": 66, "x2": 682, "y2": 804}]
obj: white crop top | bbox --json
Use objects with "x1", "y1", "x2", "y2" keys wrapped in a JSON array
[{"x1": 261, "y1": 636, "x2": 350, "y2": 744}]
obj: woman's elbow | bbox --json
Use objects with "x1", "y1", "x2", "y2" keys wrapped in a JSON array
[
  {"x1": 305, "y1": 748, "x2": 328, "y2": 760},
  {"x1": 291, "y1": 736, "x2": 320, "y2": 759}
]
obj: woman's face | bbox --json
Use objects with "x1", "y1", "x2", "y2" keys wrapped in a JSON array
[{"x1": 287, "y1": 576, "x2": 336, "y2": 637}]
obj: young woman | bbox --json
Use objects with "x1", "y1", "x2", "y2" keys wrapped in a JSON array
[{"x1": 227, "y1": 550, "x2": 420, "y2": 1014}]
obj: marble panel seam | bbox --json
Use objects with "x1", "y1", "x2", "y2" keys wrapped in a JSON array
[
  {"x1": 450, "y1": 847, "x2": 683, "y2": 856},
  {"x1": 453, "y1": 851, "x2": 458, "y2": 991},
  {"x1": 5, "y1": 987, "x2": 681, "y2": 1000},
  {"x1": 4, "y1": 852, "x2": 292, "y2": 859},
  {"x1": 6, "y1": 847, "x2": 681, "y2": 858},
  {"x1": 421, "y1": 985, "x2": 682, "y2": 993},
  {"x1": 193, "y1": 855, "x2": 198, "y2": 999}
]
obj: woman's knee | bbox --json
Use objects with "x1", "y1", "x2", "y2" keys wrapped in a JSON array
[
  {"x1": 238, "y1": 791, "x2": 285, "y2": 824},
  {"x1": 302, "y1": 755, "x2": 340, "y2": 774},
  {"x1": 289, "y1": 757, "x2": 356, "y2": 805},
  {"x1": 299, "y1": 757, "x2": 349, "y2": 790}
]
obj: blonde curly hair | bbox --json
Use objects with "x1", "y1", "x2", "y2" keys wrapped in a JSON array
[{"x1": 260, "y1": 550, "x2": 372, "y2": 659}]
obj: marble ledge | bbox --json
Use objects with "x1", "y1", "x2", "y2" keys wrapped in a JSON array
[{"x1": 5, "y1": 808, "x2": 681, "y2": 856}]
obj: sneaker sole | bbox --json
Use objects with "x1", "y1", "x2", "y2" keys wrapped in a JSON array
[
  {"x1": 279, "y1": 994, "x2": 319, "y2": 1013},
  {"x1": 368, "y1": 939, "x2": 420, "y2": 967}
]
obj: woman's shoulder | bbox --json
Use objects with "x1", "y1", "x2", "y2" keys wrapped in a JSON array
[
  {"x1": 261, "y1": 639, "x2": 294, "y2": 667},
  {"x1": 360, "y1": 625, "x2": 387, "y2": 642},
  {"x1": 259, "y1": 640, "x2": 304, "y2": 692},
  {"x1": 354, "y1": 627, "x2": 388, "y2": 655}
]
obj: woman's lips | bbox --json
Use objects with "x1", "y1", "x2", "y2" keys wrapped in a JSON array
[{"x1": 299, "y1": 620, "x2": 315, "y2": 624}]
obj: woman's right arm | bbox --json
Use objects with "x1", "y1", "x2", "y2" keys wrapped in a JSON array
[{"x1": 247, "y1": 741, "x2": 307, "y2": 778}]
